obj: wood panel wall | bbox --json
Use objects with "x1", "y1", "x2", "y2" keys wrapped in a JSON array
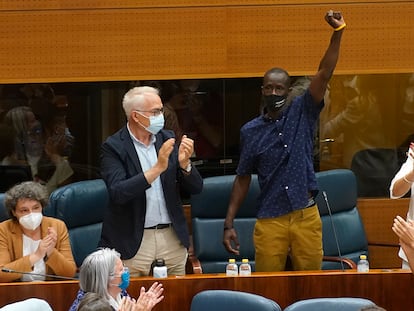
[{"x1": 0, "y1": 1, "x2": 413, "y2": 83}]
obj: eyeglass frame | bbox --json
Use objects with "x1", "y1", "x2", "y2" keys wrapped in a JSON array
[
  {"x1": 110, "y1": 266, "x2": 129, "y2": 278},
  {"x1": 134, "y1": 108, "x2": 164, "y2": 117}
]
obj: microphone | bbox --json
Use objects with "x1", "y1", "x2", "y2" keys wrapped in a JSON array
[
  {"x1": 322, "y1": 191, "x2": 345, "y2": 271},
  {"x1": 1, "y1": 268, "x2": 77, "y2": 280}
]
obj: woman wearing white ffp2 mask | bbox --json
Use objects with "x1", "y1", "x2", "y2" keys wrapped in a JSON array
[
  {"x1": 0, "y1": 181, "x2": 76, "y2": 282},
  {"x1": 19, "y1": 212, "x2": 43, "y2": 231}
]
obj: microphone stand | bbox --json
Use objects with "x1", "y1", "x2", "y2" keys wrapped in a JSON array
[
  {"x1": 322, "y1": 191, "x2": 345, "y2": 271},
  {"x1": 1, "y1": 268, "x2": 77, "y2": 280}
]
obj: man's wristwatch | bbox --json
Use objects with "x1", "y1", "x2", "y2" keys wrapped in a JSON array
[{"x1": 181, "y1": 162, "x2": 192, "y2": 173}]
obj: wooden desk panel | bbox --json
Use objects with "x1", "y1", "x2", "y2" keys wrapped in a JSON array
[
  {"x1": 0, "y1": 280, "x2": 79, "y2": 311},
  {"x1": 0, "y1": 270, "x2": 412, "y2": 311},
  {"x1": 358, "y1": 198, "x2": 410, "y2": 268}
]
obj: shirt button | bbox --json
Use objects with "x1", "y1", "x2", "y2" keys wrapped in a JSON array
[
  {"x1": 285, "y1": 186, "x2": 289, "y2": 190},
  {"x1": 284, "y1": 144, "x2": 288, "y2": 148},
  {"x1": 279, "y1": 133, "x2": 282, "y2": 136}
]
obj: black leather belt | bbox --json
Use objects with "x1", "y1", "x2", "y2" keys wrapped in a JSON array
[{"x1": 145, "y1": 224, "x2": 172, "y2": 230}]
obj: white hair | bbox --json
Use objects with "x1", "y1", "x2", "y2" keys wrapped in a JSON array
[
  {"x1": 79, "y1": 248, "x2": 120, "y2": 300},
  {"x1": 122, "y1": 86, "x2": 159, "y2": 118}
]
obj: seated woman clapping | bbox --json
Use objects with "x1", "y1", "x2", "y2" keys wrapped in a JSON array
[
  {"x1": 0, "y1": 181, "x2": 76, "y2": 282},
  {"x1": 69, "y1": 248, "x2": 164, "y2": 311}
]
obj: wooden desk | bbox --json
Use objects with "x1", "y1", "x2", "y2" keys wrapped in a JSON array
[{"x1": 0, "y1": 270, "x2": 412, "y2": 311}]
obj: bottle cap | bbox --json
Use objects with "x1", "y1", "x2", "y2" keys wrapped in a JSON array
[
  {"x1": 242, "y1": 259, "x2": 249, "y2": 263},
  {"x1": 229, "y1": 258, "x2": 236, "y2": 263},
  {"x1": 360, "y1": 255, "x2": 367, "y2": 260},
  {"x1": 155, "y1": 258, "x2": 165, "y2": 266}
]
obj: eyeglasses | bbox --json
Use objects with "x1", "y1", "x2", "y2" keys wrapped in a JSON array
[
  {"x1": 27, "y1": 127, "x2": 42, "y2": 136},
  {"x1": 112, "y1": 266, "x2": 128, "y2": 277},
  {"x1": 134, "y1": 108, "x2": 164, "y2": 117}
]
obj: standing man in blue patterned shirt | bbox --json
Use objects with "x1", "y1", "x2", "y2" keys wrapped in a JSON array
[{"x1": 223, "y1": 10, "x2": 346, "y2": 271}]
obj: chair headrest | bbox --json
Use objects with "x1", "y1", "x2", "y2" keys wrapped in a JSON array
[
  {"x1": 284, "y1": 297, "x2": 375, "y2": 311},
  {"x1": 191, "y1": 290, "x2": 281, "y2": 311},
  {"x1": 191, "y1": 175, "x2": 259, "y2": 218},
  {"x1": 315, "y1": 169, "x2": 357, "y2": 216},
  {"x1": 46, "y1": 179, "x2": 108, "y2": 228}
]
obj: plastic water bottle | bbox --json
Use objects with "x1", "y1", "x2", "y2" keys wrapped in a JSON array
[
  {"x1": 226, "y1": 258, "x2": 238, "y2": 276},
  {"x1": 153, "y1": 258, "x2": 168, "y2": 278},
  {"x1": 357, "y1": 255, "x2": 369, "y2": 272},
  {"x1": 239, "y1": 258, "x2": 251, "y2": 276}
]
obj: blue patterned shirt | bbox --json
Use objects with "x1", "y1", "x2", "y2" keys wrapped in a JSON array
[{"x1": 236, "y1": 89, "x2": 323, "y2": 218}]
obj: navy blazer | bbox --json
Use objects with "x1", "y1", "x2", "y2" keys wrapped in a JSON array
[{"x1": 98, "y1": 126, "x2": 203, "y2": 259}]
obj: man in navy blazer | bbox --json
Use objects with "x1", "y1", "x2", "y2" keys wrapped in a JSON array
[{"x1": 99, "y1": 86, "x2": 203, "y2": 276}]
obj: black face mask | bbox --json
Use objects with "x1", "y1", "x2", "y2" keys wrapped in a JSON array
[{"x1": 264, "y1": 94, "x2": 287, "y2": 112}]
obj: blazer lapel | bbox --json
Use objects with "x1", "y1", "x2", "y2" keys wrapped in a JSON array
[
  {"x1": 121, "y1": 126, "x2": 143, "y2": 174},
  {"x1": 10, "y1": 221, "x2": 24, "y2": 260},
  {"x1": 154, "y1": 132, "x2": 166, "y2": 184}
]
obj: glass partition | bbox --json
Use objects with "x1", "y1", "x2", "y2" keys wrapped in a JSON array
[
  {"x1": 1, "y1": 73, "x2": 412, "y2": 197},
  {"x1": 320, "y1": 73, "x2": 413, "y2": 197}
]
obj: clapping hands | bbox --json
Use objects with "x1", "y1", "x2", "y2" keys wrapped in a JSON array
[
  {"x1": 178, "y1": 135, "x2": 194, "y2": 169},
  {"x1": 392, "y1": 216, "x2": 414, "y2": 249},
  {"x1": 119, "y1": 282, "x2": 164, "y2": 311},
  {"x1": 33, "y1": 227, "x2": 57, "y2": 264}
]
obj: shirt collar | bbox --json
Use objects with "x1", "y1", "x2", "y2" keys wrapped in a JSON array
[
  {"x1": 126, "y1": 123, "x2": 156, "y2": 146},
  {"x1": 108, "y1": 293, "x2": 122, "y2": 310}
]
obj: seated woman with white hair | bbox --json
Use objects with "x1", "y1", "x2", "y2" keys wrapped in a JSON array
[{"x1": 69, "y1": 248, "x2": 164, "y2": 311}]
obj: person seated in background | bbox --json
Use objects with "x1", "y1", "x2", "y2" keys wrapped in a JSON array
[
  {"x1": 69, "y1": 248, "x2": 164, "y2": 311},
  {"x1": 0, "y1": 181, "x2": 76, "y2": 282},
  {"x1": 162, "y1": 79, "x2": 223, "y2": 158},
  {"x1": 0, "y1": 123, "x2": 20, "y2": 166},
  {"x1": 3, "y1": 106, "x2": 44, "y2": 176},
  {"x1": 392, "y1": 215, "x2": 414, "y2": 273},
  {"x1": 3, "y1": 106, "x2": 74, "y2": 194}
]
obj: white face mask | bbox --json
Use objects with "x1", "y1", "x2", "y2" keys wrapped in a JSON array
[
  {"x1": 19, "y1": 212, "x2": 43, "y2": 231},
  {"x1": 138, "y1": 113, "x2": 165, "y2": 135},
  {"x1": 147, "y1": 114, "x2": 165, "y2": 135}
]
